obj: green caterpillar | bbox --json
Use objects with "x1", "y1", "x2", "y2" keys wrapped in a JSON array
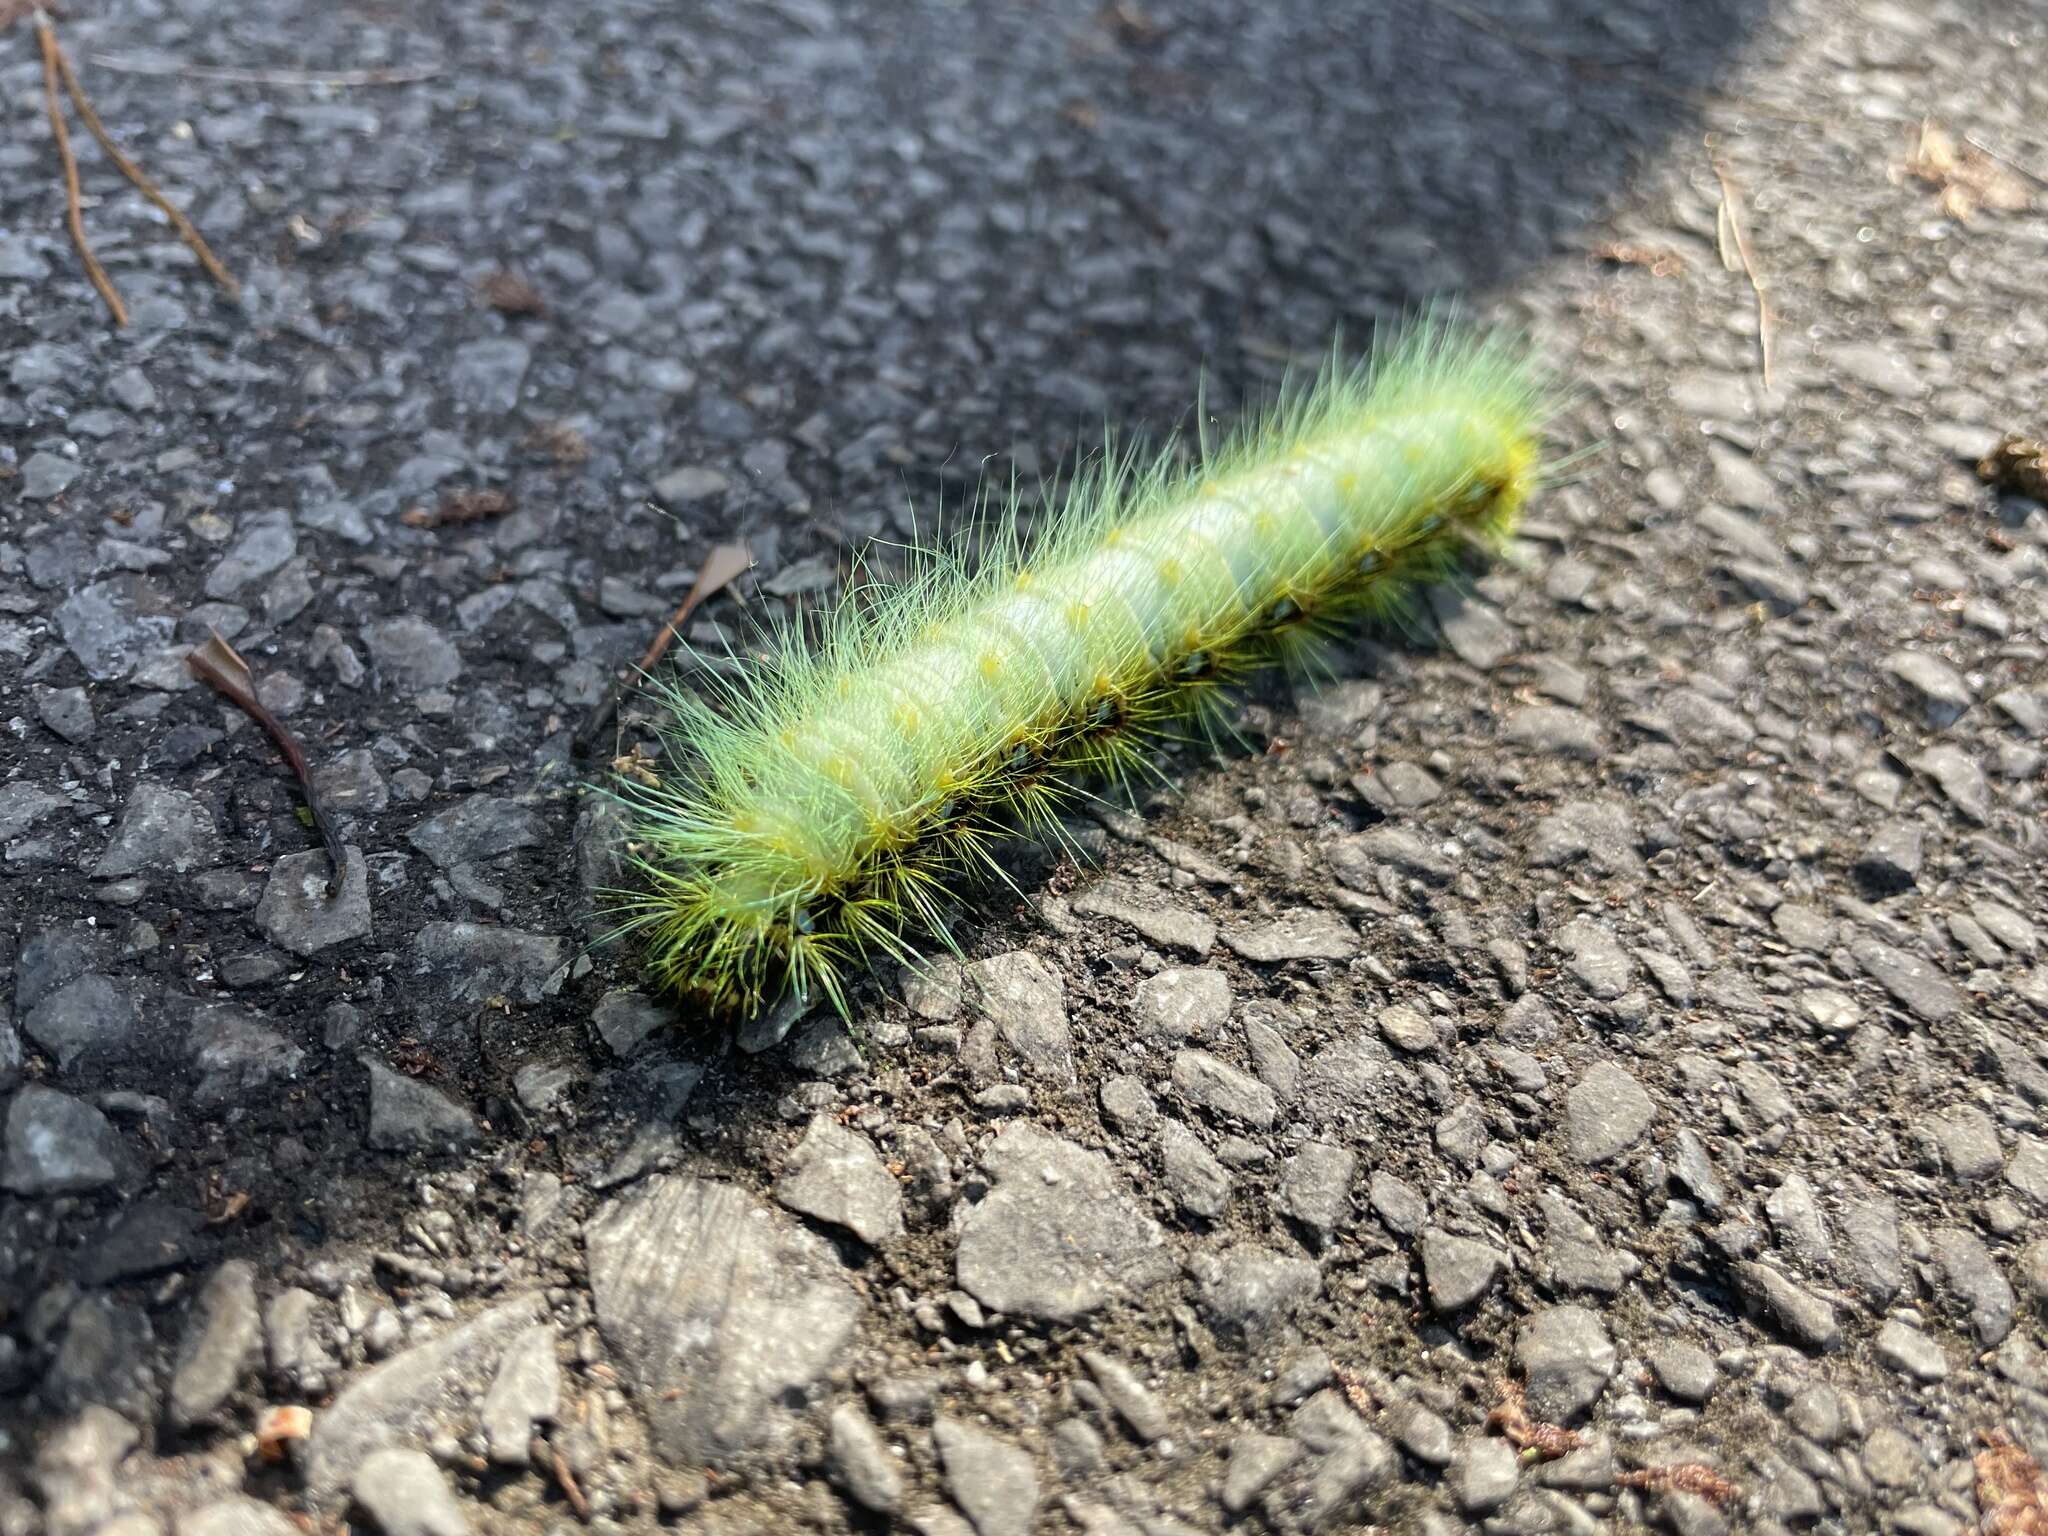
[{"x1": 613, "y1": 324, "x2": 1549, "y2": 1019}]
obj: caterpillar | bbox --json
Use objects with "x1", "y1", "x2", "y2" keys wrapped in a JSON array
[{"x1": 613, "y1": 324, "x2": 1549, "y2": 1020}]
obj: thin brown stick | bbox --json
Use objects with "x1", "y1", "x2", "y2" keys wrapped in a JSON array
[
  {"x1": 36, "y1": 10, "x2": 127, "y2": 326},
  {"x1": 189, "y1": 630, "x2": 348, "y2": 895},
  {"x1": 549, "y1": 1447, "x2": 591, "y2": 1521},
  {"x1": 1710, "y1": 145, "x2": 1775, "y2": 394},
  {"x1": 54, "y1": 39, "x2": 240, "y2": 299},
  {"x1": 573, "y1": 540, "x2": 753, "y2": 757},
  {"x1": 88, "y1": 55, "x2": 442, "y2": 87}
]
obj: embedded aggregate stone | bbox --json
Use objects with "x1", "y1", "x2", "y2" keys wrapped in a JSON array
[
  {"x1": 954, "y1": 1123, "x2": 1171, "y2": 1323},
  {"x1": 585, "y1": 1177, "x2": 863, "y2": 1466}
]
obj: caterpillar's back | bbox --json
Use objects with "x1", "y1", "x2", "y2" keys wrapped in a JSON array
[{"x1": 614, "y1": 325, "x2": 1549, "y2": 1018}]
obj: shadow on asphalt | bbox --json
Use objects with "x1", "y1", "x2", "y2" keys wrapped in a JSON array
[{"x1": 3, "y1": 0, "x2": 1778, "y2": 1442}]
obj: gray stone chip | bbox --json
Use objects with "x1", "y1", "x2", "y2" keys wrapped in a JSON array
[
  {"x1": 349, "y1": 1447, "x2": 472, "y2": 1536},
  {"x1": 255, "y1": 847, "x2": 371, "y2": 955},
  {"x1": 586, "y1": 1176, "x2": 863, "y2": 1467},
  {"x1": 1515, "y1": 1304, "x2": 1616, "y2": 1421},
  {"x1": 775, "y1": 1113, "x2": 906, "y2": 1247},
  {"x1": 481, "y1": 1324, "x2": 561, "y2": 1466},
  {"x1": 304, "y1": 1294, "x2": 545, "y2": 1501},
  {"x1": 828, "y1": 1401, "x2": 904, "y2": 1514},
  {"x1": 169, "y1": 1261, "x2": 263, "y2": 1429},
  {"x1": 1564, "y1": 1062, "x2": 1657, "y2": 1164},
  {"x1": 1171, "y1": 1048, "x2": 1278, "y2": 1127},
  {"x1": 3, "y1": 1085, "x2": 124, "y2": 1195},
  {"x1": 1221, "y1": 909, "x2": 1359, "y2": 962},
  {"x1": 954, "y1": 1123, "x2": 1170, "y2": 1323},
  {"x1": 362, "y1": 1057, "x2": 481, "y2": 1151},
  {"x1": 933, "y1": 1417, "x2": 1039, "y2": 1536},
  {"x1": 91, "y1": 782, "x2": 218, "y2": 878}
]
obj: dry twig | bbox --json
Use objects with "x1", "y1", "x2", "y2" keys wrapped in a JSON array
[
  {"x1": 188, "y1": 630, "x2": 348, "y2": 894},
  {"x1": 53, "y1": 36, "x2": 240, "y2": 298},
  {"x1": 1710, "y1": 145, "x2": 1775, "y2": 394},
  {"x1": 550, "y1": 1447, "x2": 591, "y2": 1521},
  {"x1": 35, "y1": 10, "x2": 125, "y2": 325},
  {"x1": 26, "y1": 6, "x2": 240, "y2": 326},
  {"x1": 88, "y1": 54, "x2": 441, "y2": 86},
  {"x1": 573, "y1": 541, "x2": 754, "y2": 756}
]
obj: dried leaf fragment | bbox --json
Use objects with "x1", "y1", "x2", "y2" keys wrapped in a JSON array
[
  {"x1": 1902, "y1": 120, "x2": 2031, "y2": 222},
  {"x1": 255, "y1": 1404, "x2": 313, "y2": 1461},
  {"x1": 480, "y1": 269, "x2": 547, "y2": 315},
  {"x1": 1977, "y1": 434, "x2": 2048, "y2": 504},
  {"x1": 526, "y1": 419, "x2": 591, "y2": 467},
  {"x1": 1617, "y1": 1463, "x2": 1741, "y2": 1505},
  {"x1": 1100, "y1": 0, "x2": 1169, "y2": 48},
  {"x1": 206, "y1": 1189, "x2": 252, "y2": 1226},
  {"x1": 1487, "y1": 1379, "x2": 1585, "y2": 1460},
  {"x1": 1977, "y1": 1428, "x2": 2047, "y2": 1536},
  {"x1": 612, "y1": 744, "x2": 661, "y2": 788},
  {"x1": 401, "y1": 488, "x2": 515, "y2": 528},
  {"x1": 1591, "y1": 240, "x2": 1687, "y2": 278}
]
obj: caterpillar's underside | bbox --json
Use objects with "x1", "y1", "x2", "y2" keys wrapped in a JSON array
[{"x1": 613, "y1": 326, "x2": 1549, "y2": 1019}]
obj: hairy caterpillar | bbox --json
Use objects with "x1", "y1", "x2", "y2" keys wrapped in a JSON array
[{"x1": 614, "y1": 325, "x2": 1548, "y2": 1019}]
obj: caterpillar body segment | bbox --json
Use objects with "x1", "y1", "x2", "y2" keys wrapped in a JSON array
[{"x1": 614, "y1": 326, "x2": 1549, "y2": 1018}]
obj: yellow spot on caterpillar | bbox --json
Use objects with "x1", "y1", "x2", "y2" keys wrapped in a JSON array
[
  {"x1": 893, "y1": 702, "x2": 921, "y2": 734},
  {"x1": 978, "y1": 650, "x2": 1005, "y2": 680},
  {"x1": 1157, "y1": 558, "x2": 1183, "y2": 587},
  {"x1": 778, "y1": 727, "x2": 798, "y2": 751},
  {"x1": 1015, "y1": 570, "x2": 1035, "y2": 592},
  {"x1": 1093, "y1": 671, "x2": 1114, "y2": 696},
  {"x1": 1104, "y1": 527, "x2": 1127, "y2": 548},
  {"x1": 1066, "y1": 601, "x2": 1091, "y2": 629},
  {"x1": 1198, "y1": 480, "x2": 1218, "y2": 498},
  {"x1": 1253, "y1": 509, "x2": 1280, "y2": 539},
  {"x1": 1498, "y1": 437, "x2": 1541, "y2": 506},
  {"x1": 826, "y1": 755, "x2": 854, "y2": 787},
  {"x1": 1403, "y1": 443, "x2": 1425, "y2": 466},
  {"x1": 1337, "y1": 472, "x2": 1358, "y2": 497}
]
